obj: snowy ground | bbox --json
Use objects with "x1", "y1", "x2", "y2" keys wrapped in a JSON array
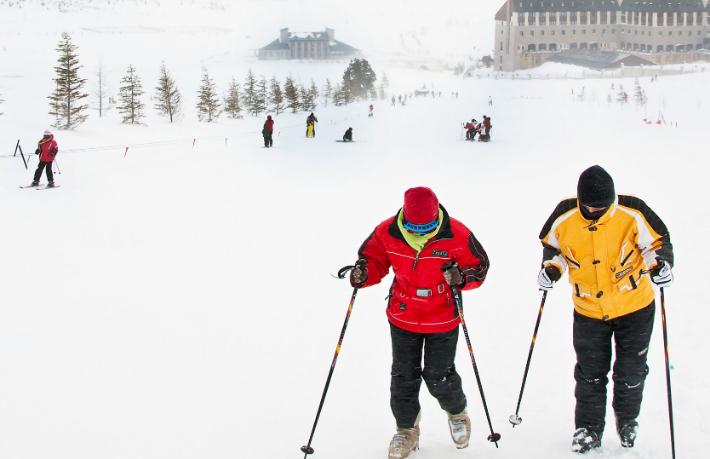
[{"x1": 1, "y1": 2, "x2": 709, "y2": 459}]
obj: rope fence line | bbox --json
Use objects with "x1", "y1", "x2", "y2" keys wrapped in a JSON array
[{"x1": 2, "y1": 110, "x2": 367, "y2": 161}]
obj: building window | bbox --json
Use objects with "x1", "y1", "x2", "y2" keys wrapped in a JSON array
[
  {"x1": 591, "y1": 11, "x2": 598, "y2": 25},
  {"x1": 540, "y1": 13, "x2": 547, "y2": 26},
  {"x1": 570, "y1": 42, "x2": 578, "y2": 49},
  {"x1": 560, "y1": 12, "x2": 568, "y2": 26},
  {"x1": 688, "y1": 12, "x2": 695, "y2": 26},
  {"x1": 541, "y1": 30, "x2": 545, "y2": 36},
  {"x1": 550, "y1": 43, "x2": 558, "y2": 51},
  {"x1": 669, "y1": 13, "x2": 675, "y2": 27},
  {"x1": 610, "y1": 12, "x2": 616, "y2": 25},
  {"x1": 520, "y1": 31, "x2": 524, "y2": 37},
  {"x1": 571, "y1": 13, "x2": 577, "y2": 25},
  {"x1": 539, "y1": 44, "x2": 547, "y2": 51},
  {"x1": 550, "y1": 13, "x2": 557, "y2": 26},
  {"x1": 500, "y1": 41, "x2": 503, "y2": 51},
  {"x1": 562, "y1": 30, "x2": 566, "y2": 35},
  {"x1": 518, "y1": 14, "x2": 525, "y2": 26},
  {"x1": 552, "y1": 30, "x2": 555, "y2": 36},
  {"x1": 580, "y1": 12, "x2": 588, "y2": 25},
  {"x1": 583, "y1": 29, "x2": 587, "y2": 35},
  {"x1": 641, "y1": 12, "x2": 647, "y2": 26},
  {"x1": 528, "y1": 13, "x2": 535, "y2": 26},
  {"x1": 528, "y1": 44, "x2": 537, "y2": 52},
  {"x1": 658, "y1": 13, "x2": 665, "y2": 27},
  {"x1": 601, "y1": 11, "x2": 608, "y2": 25}
]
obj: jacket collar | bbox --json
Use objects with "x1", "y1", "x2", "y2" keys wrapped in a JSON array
[
  {"x1": 577, "y1": 198, "x2": 619, "y2": 226},
  {"x1": 389, "y1": 205, "x2": 453, "y2": 243}
]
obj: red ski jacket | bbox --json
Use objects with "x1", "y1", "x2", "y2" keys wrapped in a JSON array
[
  {"x1": 357, "y1": 207, "x2": 489, "y2": 333},
  {"x1": 263, "y1": 119, "x2": 274, "y2": 133},
  {"x1": 38, "y1": 137, "x2": 58, "y2": 163}
]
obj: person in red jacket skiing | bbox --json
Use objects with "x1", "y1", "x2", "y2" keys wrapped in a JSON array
[
  {"x1": 31, "y1": 129, "x2": 58, "y2": 187},
  {"x1": 350, "y1": 187, "x2": 489, "y2": 459},
  {"x1": 262, "y1": 115, "x2": 274, "y2": 148}
]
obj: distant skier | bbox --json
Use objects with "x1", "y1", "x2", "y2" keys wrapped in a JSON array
[
  {"x1": 488, "y1": 96, "x2": 493, "y2": 107},
  {"x1": 31, "y1": 129, "x2": 58, "y2": 187},
  {"x1": 464, "y1": 119, "x2": 478, "y2": 141},
  {"x1": 391, "y1": 95, "x2": 396, "y2": 107},
  {"x1": 479, "y1": 116, "x2": 492, "y2": 142},
  {"x1": 368, "y1": 104, "x2": 374, "y2": 117},
  {"x1": 342, "y1": 127, "x2": 353, "y2": 142},
  {"x1": 262, "y1": 115, "x2": 274, "y2": 148},
  {"x1": 306, "y1": 112, "x2": 318, "y2": 138},
  {"x1": 349, "y1": 187, "x2": 490, "y2": 459},
  {"x1": 538, "y1": 166, "x2": 674, "y2": 453}
]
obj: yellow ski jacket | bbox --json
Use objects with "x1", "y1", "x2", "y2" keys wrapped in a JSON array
[{"x1": 539, "y1": 195, "x2": 673, "y2": 321}]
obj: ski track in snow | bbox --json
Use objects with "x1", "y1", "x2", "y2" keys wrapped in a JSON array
[{"x1": 0, "y1": 2, "x2": 708, "y2": 459}]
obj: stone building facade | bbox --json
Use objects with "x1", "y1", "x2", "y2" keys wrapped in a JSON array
[
  {"x1": 494, "y1": 0, "x2": 710, "y2": 71},
  {"x1": 258, "y1": 28, "x2": 359, "y2": 60}
]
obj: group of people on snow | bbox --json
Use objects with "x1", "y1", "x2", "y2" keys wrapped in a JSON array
[
  {"x1": 261, "y1": 112, "x2": 355, "y2": 147},
  {"x1": 345, "y1": 166, "x2": 673, "y2": 458},
  {"x1": 464, "y1": 115, "x2": 492, "y2": 142}
]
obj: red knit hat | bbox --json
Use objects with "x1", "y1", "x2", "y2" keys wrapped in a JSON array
[{"x1": 403, "y1": 187, "x2": 439, "y2": 224}]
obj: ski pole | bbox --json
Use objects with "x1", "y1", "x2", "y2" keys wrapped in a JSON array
[
  {"x1": 300, "y1": 260, "x2": 366, "y2": 458},
  {"x1": 660, "y1": 287, "x2": 676, "y2": 459},
  {"x1": 443, "y1": 262, "x2": 501, "y2": 448},
  {"x1": 54, "y1": 159, "x2": 61, "y2": 175},
  {"x1": 509, "y1": 290, "x2": 547, "y2": 427}
]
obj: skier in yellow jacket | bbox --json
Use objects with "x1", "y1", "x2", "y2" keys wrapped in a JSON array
[{"x1": 538, "y1": 165, "x2": 674, "y2": 454}]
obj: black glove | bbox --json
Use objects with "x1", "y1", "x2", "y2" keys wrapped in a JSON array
[
  {"x1": 350, "y1": 265, "x2": 368, "y2": 288},
  {"x1": 538, "y1": 265, "x2": 561, "y2": 291},
  {"x1": 35, "y1": 148, "x2": 40, "y2": 155},
  {"x1": 443, "y1": 264, "x2": 464, "y2": 287}
]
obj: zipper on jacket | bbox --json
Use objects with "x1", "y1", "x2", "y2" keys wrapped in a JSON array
[{"x1": 413, "y1": 252, "x2": 420, "y2": 269}]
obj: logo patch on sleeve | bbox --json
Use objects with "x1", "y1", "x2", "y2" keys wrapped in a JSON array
[{"x1": 432, "y1": 250, "x2": 448, "y2": 257}]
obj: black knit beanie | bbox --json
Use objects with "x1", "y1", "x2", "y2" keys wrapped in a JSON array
[{"x1": 577, "y1": 165, "x2": 615, "y2": 208}]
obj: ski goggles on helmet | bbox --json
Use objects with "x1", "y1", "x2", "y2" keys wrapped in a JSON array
[{"x1": 402, "y1": 219, "x2": 439, "y2": 234}]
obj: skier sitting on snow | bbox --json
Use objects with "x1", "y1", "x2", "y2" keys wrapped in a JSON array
[
  {"x1": 464, "y1": 119, "x2": 478, "y2": 141},
  {"x1": 342, "y1": 127, "x2": 353, "y2": 142},
  {"x1": 538, "y1": 166, "x2": 674, "y2": 453},
  {"x1": 478, "y1": 116, "x2": 492, "y2": 142},
  {"x1": 262, "y1": 115, "x2": 274, "y2": 148},
  {"x1": 349, "y1": 187, "x2": 490, "y2": 459},
  {"x1": 31, "y1": 129, "x2": 58, "y2": 187},
  {"x1": 306, "y1": 113, "x2": 318, "y2": 138}
]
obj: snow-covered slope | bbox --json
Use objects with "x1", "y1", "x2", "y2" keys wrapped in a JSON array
[{"x1": 1, "y1": 2, "x2": 708, "y2": 459}]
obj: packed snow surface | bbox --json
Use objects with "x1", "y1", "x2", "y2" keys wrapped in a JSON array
[{"x1": 1, "y1": 1, "x2": 708, "y2": 459}]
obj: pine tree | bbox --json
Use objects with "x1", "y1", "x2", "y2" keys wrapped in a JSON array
[
  {"x1": 378, "y1": 82, "x2": 386, "y2": 100},
  {"x1": 284, "y1": 76, "x2": 300, "y2": 113},
  {"x1": 154, "y1": 63, "x2": 182, "y2": 123},
  {"x1": 333, "y1": 84, "x2": 352, "y2": 106},
  {"x1": 299, "y1": 85, "x2": 312, "y2": 112},
  {"x1": 223, "y1": 78, "x2": 243, "y2": 119},
  {"x1": 308, "y1": 79, "x2": 319, "y2": 111},
  {"x1": 322, "y1": 79, "x2": 333, "y2": 107},
  {"x1": 242, "y1": 69, "x2": 257, "y2": 116},
  {"x1": 268, "y1": 77, "x2": 285, "y2": 115},
  {"x1": 94, "y1": 62, "x2": 109, "y2": 118},
  {"x1": 382, "y1": 72, "x2": 390, "y2": 89},
  {"x1": 251, "y1": 77, "x2": 267, "y2": 116},
  {"x1": 196, "y1": 68, "x2": 221, "y2": 122},
  {"x1": 341, "y1": 58, "x2": 377, "y2": 100},
  {"x1": 117, "y1": 65, "x2": 145, "y2": 124},
  {"x1": 48, "y1": 32, "x2": 89, "y2": 129}
]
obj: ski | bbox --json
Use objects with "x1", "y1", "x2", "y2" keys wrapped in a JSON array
[
  {"x1": 19, "y1": 185, "x2": 40, "y2": 189},
  {"x1": 36, "y1": 185, "x2": 61, "y2": 190}
]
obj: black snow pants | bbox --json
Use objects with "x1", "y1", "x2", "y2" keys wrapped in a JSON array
[
  {"x1": 390, "y1": 323, "x2": 467, "y2": 428},
  {"x1": 263, "y1": 131, "x2": 273, "y2": 148},
  {"x1": 573, "y1": 303, "x2": 655, "y2": 433},
  {"x1": 33, "y1": 161, "x2": 54, "y2": 183}
]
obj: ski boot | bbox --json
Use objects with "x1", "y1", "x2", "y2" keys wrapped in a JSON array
[
  {"x1": 46, "y1": 181, "x2": 55, "y2": 188},
  {"x1": 30, "y1": 181, "x2": 39, "y2": 187},
  {"x1": 447, "y1": 410, "x2": 471, "y2": 449},
  {"x1": 617, "y1": 419, "x2": 638, "y2": 448},
  {"x1": 388, "y1": 426, "x2": 419, "y2": 459},
  {"x1": 571, "y1": 427, "x2": 601, "y2": 454}
]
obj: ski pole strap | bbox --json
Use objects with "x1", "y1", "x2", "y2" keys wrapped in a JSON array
[{"x1": 337, "y1": 259, "x2": 367, "y2": 279}]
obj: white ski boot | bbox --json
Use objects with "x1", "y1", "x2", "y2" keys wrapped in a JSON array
[
  {"x1": 388, "y1": 426, "x2": 419, "y2": 459},
  {"x1": 447, "y1": 410, "x2": 471, "y2": 449}
]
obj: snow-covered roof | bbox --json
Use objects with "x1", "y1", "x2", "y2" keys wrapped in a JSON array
[
  {"x1": 289, "y1": 31, "x2": 328, "y2": 41},
  {"x1": 622, "y1": 0, "x2": 705, "y2": 12},
  {"x1": 549, "y1": 49, "x2": 655, "y2": 68}
]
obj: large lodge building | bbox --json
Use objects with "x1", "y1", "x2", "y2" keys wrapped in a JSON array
[{"x1": 494, "y1": 0, "x2": 710, "y2": 71}]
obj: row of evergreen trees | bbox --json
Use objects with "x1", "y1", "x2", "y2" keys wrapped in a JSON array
[{"x1": 45, "y1": 33, "x2": 386, "y2": 129}]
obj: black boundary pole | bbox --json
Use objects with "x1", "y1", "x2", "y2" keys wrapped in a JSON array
[
  {"x1": 510, "y1": 290, "x2": 548, "y2": 427},
  {"x1": 15, "y1": 140, "x2": 28, "y2": 170},
  {"x1": 660, "y1": 288, "x2": 676, "y2": 459}
]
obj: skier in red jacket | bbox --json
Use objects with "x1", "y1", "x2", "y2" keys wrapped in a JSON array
[
  {"x1": 262, "y1": 115, "x2": 274, "y2": 148},
  {"x1": 350, "y1": 187, "x2": 489, "y2": 459},
  {"x1": 31, "y1": 130, "x2": 58, "y2": 187}
]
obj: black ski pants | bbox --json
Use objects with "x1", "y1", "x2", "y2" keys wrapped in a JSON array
[
  {"x1": 263, "y1": 132, "x2": 273, "y2": 147},
  {"x1": 573, "y1": 303, "x2": 655, "y2": 433},
  {"x1": 33, "y1": 161, "x2": 54, "y2": 183},
  {"x1": 390, "y1": 323, "x2": 467, "y2": 428}
]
